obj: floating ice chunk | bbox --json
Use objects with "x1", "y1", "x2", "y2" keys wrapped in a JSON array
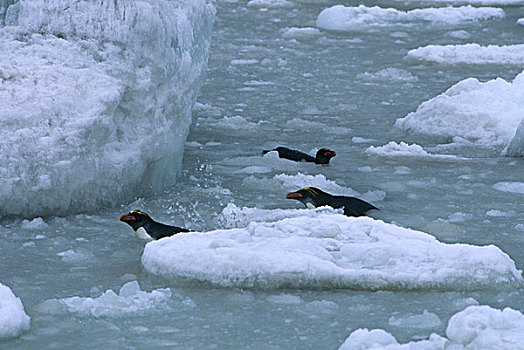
[
  {"x1": 317, "y1": 5, "x2": 504, "y2": 32},
  {"x1": 20, "y1": 217, "x2": 48, "y2": 230},
  {"x1": 57, "y1": 249, "x2": 94, "y2": 263},
  {"x1": 0, "y1": 0, "x2": 216, "y2": 217},
  {"x1": 493, "y1": 182, "x2": 524, "y2": 195},
  {"x1": 407, "y1": 43, "x2": 524, "y2": 65},
  {"x1": 518, "y1": 18, "x2": 524, "y2": 25},
  {"x1": 389, "y1": 310, "x2": 442, "y2": 329},
  {"x1": 217, "y1": 204, "x2": 343, "y2": 228},
  {"x1": 0, "y1": 283, "x2": 30, "y2": 339},
  {"x1": 247, "y1": 0, "x2": 294, "y2": 8},
  {"x1": 366, "y1": 142, "x2": 463, "y2": 159},
  {"x1": 357, "y1": 68, "x2": 418, "y2": 82},
  {"x1": 395, "y1": 71, "x2": 524, "y2": 152},
  {"x1": 340, "y1": 305, "x2": 524, "y2": 350},
  {"x1": 447, "y1": 30, "x2": 471, "y2": 39},
  {"x1": 38, "y1": 281, "x2": 172, "y2": 317},
  {"x1": 230, "y1": 59, "x2": 259, "y2": 65},
  {"x1": 142, "y1": 213, "x2": 522, "y2": 290},
  {"x1": 282, "y1": 27, "x2": 321, "y2": 39}
]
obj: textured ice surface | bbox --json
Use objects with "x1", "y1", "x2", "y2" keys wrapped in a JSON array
[
  {"x1": 0, "y1": 283, "x2": 30, "y2": 339},
  {"x1": 339, "y1": 305, "x2": 524, "y2": 350},
  {"x1": 357, "y1": 68, "x2": 418, "y2": 82},
  {"x1": 366, "y1": 142, "x2": 464, "y2": 160},
  {"x1": 395, "y1": 71, "x2": 524, "y2": 153},
  {"x1": 493, "y1": 182, "x2": 524, "y2": 195},
  {"x1": 317, "y1": 5, "x2": 504, "y2": 31},
  {"x1": 0, "y1": 0, "x2": 215, "y2": 217},
  {"x1": 407, "y1": 44, "x2": 524, "y2": 65},
  {"x1": 142, "y1": 211, "x2": 522, "y2": 290},
  {"x1": 38, "y1": 281, "x2": 172, "y2": 317}
]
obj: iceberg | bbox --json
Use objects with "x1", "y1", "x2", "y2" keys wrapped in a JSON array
[
  {"x1": 316, "y1": 5, "x2": 504, "y2": 32},
  {"x1": 0, "y1": 0, "x2": 215, "y2": 217},
  {"x1": 339, "y1": 305, "x2": 524, "y2": 350},
  {"x1": 395, "y1": 71, "x2": 524, "y2": 154},
  {"x1": 141, "y1": 210, "x2": 522, "y2": 290},
  {"x1": 0, "y1": 282, "x2": 30, "y2": 339}
]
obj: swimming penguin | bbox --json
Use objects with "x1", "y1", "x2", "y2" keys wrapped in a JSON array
[
  {"x1": 285, "y1": 187, "x2": 377, "y2": 217},
  {"x1": 119, "y1": 210, "x2": 190, "y2": 240},
  {"x1": 262, "y1": 147, "x2": 336, "y2": 164}
]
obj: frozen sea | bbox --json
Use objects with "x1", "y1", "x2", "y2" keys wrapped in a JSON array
[{"x1": 1, "y1": 0, "x2": 524, "y2": 349}]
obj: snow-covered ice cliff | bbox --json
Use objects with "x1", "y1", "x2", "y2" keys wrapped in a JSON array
[{"x1": 0, "y1": 0, "x2": 215, "y2": 217}]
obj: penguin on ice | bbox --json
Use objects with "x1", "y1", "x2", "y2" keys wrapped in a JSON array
[
  {"x1": 263, "y1": 147, "x2": 336, "y2": 164},
  {"x1": 120, "y1": 210, "x2": 190, "y2": 240},
  {"x1": 285, "y1": 187, "x2": 377, "y2": 217}
]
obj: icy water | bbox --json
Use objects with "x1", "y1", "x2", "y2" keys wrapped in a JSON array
[{"x1": 2, "y1": 0, "x2": 524, "y2": 349}]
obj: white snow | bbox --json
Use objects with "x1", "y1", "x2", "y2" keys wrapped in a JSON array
[
  {"x1": 493, "y1": 182, "x2": 524, "y2": 195},
  {"x1": 366, "y1": 142, "x2": 463, "y2": 159},
  {"x1": 339, "y1": 305, "x2": 524, "y2": 350},
  {"x1": 407, "y1": 43, "x2": 524, "y2": 65},
  {"x1": 317, "y1": 5, "x2": 504, "y2": 31},
  {"x1": 0, "y1": 0, "x2": 215, "y2": 217},
  {"x1": 395, "y1": 71, "x2": 524, "y2": 153},
  {"x1": 0, "y1": 283, "x2": 30, "y2": 339},
  {"x1": 38, "y1": 281, "x2": 172, "y2": 317},
  {"x1": 142, "y1": 211, "x2": 522, "y2": 290}
]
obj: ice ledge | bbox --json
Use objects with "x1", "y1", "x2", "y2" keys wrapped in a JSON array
[
  {"x1": 141, "y1": 211, "x2": 523, "y2": 290},
  {"x1": 0, "y1": 0, "x2": 215, "y2": 217}
]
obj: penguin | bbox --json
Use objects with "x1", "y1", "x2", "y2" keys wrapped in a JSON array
[
  {"x1": 285, "y1": 187, "x2": 378, "y2": 217},
  {"x1": 262, "y1": 147, "x2": 336, "y2": 164},
  {"x1": 119, "y1": 210, "x2": 190, "y2": 240}
]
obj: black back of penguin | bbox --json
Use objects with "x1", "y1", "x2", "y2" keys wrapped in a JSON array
[
  {"x1": 262, "y1": 147, "x2": 336, "y2": 164},
  {"x1": 286, "y1": 187, "x2": 377, "y2": 217},
  {"x1": 120, "y1": 210, "x2": 190, "y2": 240}
]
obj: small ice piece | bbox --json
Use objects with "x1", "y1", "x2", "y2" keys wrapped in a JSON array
[
  {"x1": 0, "y1": 283, "x2": 31, "y2": 339},
  {"x1": 388, "y1": 310, "x2": 442, "y2": 329},
  {"x1": 357, "y1": 68, "x2": 418, "y2": 82},
  {"x1": 518, "y1": 18, "x2": 524, "y2": 26},
  {"x1": 493, "y1": 182, "x2": 524, "y2": 194},
  {"x1": 20, "y1": 217, "x2": 48, "y2": 230},
  {"x1": 38, "y1": 281, "x2": 171, "y2": 317},
  {"x1": 282, "y1": 27, "x2": 321, "y2": 39},
  {"x1": 266, "y1": 294, "x2": 303, "y2": 304},
  {"x1": 407, "y1": 43, "x2": 524, "y2": 65},
  {"x1": 339, "y1": 305, "x2": 524, "y2": 350},
  {"x1": 366, "y1": 142, "x2": 462, "y2": 159}
]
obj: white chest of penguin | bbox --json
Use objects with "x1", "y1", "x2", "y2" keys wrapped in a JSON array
[{"x1": 135, "y1": 227, "x2": 153, "y2": 240}]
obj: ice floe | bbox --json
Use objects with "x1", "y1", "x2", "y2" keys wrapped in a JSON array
[
  {"x1": 142, "y1": 211, "x2": 522, "y2": 290},
  {"x1": 493, "y1": 182, "x2": 524, "y2": 195},
  {"x1": 366, "y1": 142, "x2": 464, "y2": 159},
  {"x1": 38, "y1": 281, "x2": 172, "y2": 317},
  {"x1": 0, "y1": 283, "x2": 30, "y2": 339},
  {"x1": 317, "y1": 5, "x2": 504, "y2": 32},
  {"x1": 407, "y1": 43, "x2": 524, "y2": 65},
  {"x1": 395, "y1": 71, "x2": 524, "y2": 154},
  {"x1": 339, "y1": 305, "x2": 524, "y2": 350}
]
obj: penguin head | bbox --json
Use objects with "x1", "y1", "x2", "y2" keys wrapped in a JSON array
[
  {"x1": 119, "y1": 210, "x2": 153, "y2": 231},
  {"x1": 315, "y1": 148, "x2": 336, "y2": 164},
  {"x1": 285, "y1": 187, "x2": 323, "y2": 208}
]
